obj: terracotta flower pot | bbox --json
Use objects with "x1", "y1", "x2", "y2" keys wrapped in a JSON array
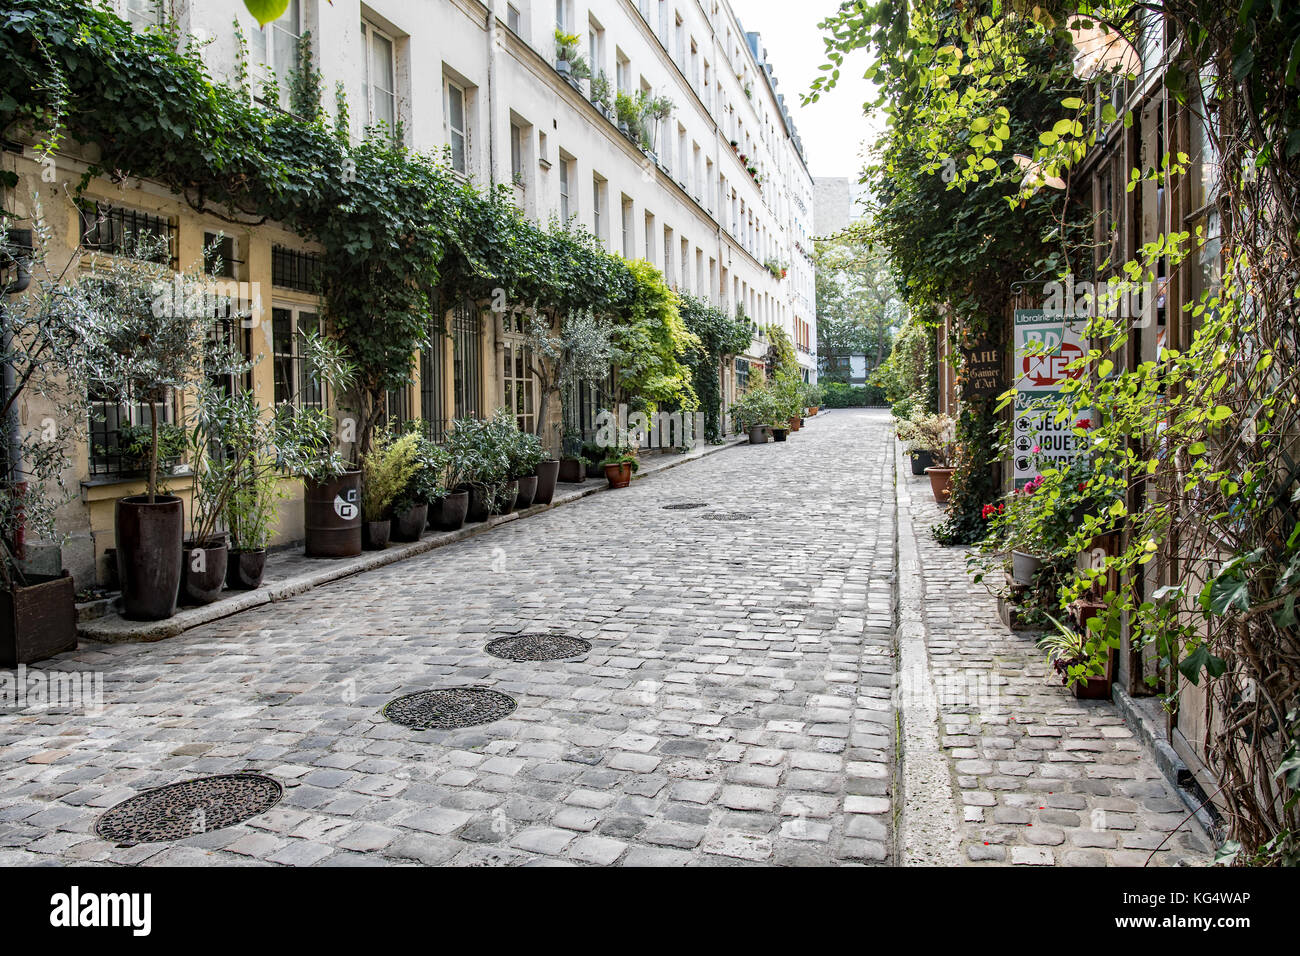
[
  {"x1": 788, "y1": 416, "x2": 801, "y2": 432},
  {"x1": 604, "y1": 462, "x2": 633, "y2": 488},
  {"x1": 924, "y1": 465, "x2": 955, "y2": 503}
]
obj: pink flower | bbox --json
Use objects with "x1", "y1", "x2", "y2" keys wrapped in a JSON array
[{"x1": 1032, "y1": 445, "x2": 1041, "y2": 454}]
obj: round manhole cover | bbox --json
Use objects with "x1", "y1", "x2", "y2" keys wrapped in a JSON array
[
  {"x1": 382, "y1": 688, "x2": 517, "y2": 730},
  {"x1": 662, "y1": 502, "x2": 707, "y2": 511},
  {"x1": 700, "y1": 512, "x2": 754, "y2": 521},
  {"x1": 485, "y1": 633, "x2": 592, "y2": 661},
  {"x1": 96, "y1": 773, "x2": 282, "y2": 846}
]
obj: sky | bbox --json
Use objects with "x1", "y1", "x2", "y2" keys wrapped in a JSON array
[{"x1": 731, "y1": 0, "x2": 886, "y2": 182}]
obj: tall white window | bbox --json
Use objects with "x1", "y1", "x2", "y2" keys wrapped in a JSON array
[
  {"x1": 510, "y1": 123, "x2": 524, "y2": 183},
  {"x1": 123, "y1": 0, "x2": 161, "y2": 31},
  {"x1": 592, "y1": 175, "x2": 605, "y2": 240},
  {"x1": 559, "y1": 155, "x2": 572, "y2": 220},
  {"x1": 506, "y1": 4, "x2": 521, "y2": 32},
  {"x1": 361, "y1": 20, "x2": 397, "y2": 130},
  {"x1": 622, "y1": 196, "x2": 635, "y2": 257},
  {"x1": 445, "y1": 80, "x2": 468, "y2": 174},
  {"x1": 249, "y1": 0, "x2": 301, "y2": 110}
]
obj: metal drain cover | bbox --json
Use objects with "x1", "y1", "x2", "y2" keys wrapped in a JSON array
[
  {"x1": 701, "y1": 511, "x2": 753, "y2": 521},
  {"x1": 662, "y1": 502, "x2": 707, "y2": 510},
  {"x1": 382, "y1": 687, "x2": 517, "y2": 730},
  {"x1": 486, "y1": 633, "x2": 592, "y2": 661},
  {"x1": 96, "y1": 773, "x2": 282, "y2": 846}
]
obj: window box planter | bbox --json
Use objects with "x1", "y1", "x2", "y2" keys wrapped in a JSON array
[
  {"x1": 923, "y1": 465, "x2": 955, "y2": 503},
  {"x1": 0, "y1": 573, "x2": 76, "y2": 667}
]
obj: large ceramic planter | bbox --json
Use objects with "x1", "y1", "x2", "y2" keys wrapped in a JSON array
[
  {"x1": 515, "y1": 474, "x2": 539, "y2": 509},
  {"x1": 748, "y1": 425, "x2": 768, "y2": 444},
  {"x1": 585, "y1": 459, "x2": 604, "y2": 479},
  {"x1": 115, "y1": 494, "x2": 184, "y2": 621},
  {"x1": 304, "y1": 470, "x2": 362, "y2": 558},
  {"x1": 604, "y1": 462, "x2": 633, "y2": 489},
  {"x1": 910, "y1": 450, "x2": 935, "y2": 476},
  {"x1": 772, "y1": 428, "x2": 789, "y2": 442},
  {"x1": 924, "y1": 466, "x2": 955, "y2": 503},
  {"x1": 180, "y1": 536, "x2": 228, "y2": 606},
  {"x1": 467, "y1": 486, "x2": 493, "y2": 523},
  {"x1": 1011, "y1": 550, "x2": 1043, "y2": 586},
  {"x1": 225, "y1": 549, "x2": 267, "y2": 590},
  {"x1": 363, "y1": 519, "x2": 391, "y2": 550},
  {"x1": 391, "y1": 503, "x2": 428, "y2": 542},
  {"x1": 557, "y1": 458, "x2": 583, "y2": 483},
  {"x1": 534, "y1": 460, "x2": 560, "y2": 505},
  {"x1": 0, "y1": 573, "x2": 76, "y2": 667},
  {"x1": 433, "y1": 491, "x2": 469, "y2": 531}
]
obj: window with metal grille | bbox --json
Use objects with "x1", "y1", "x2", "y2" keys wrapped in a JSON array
[
  {"x1": 420, "y1": 311, "x2": 448, "y2": 442},
  {"x1": 452, "y1": 299, "x2": 482, "y2": 420},
  {"x1": 271, "y1": 245, "x2": 321, "y2": 292},
  {"x1": 77, "y1": 202, "x2": 174, "y2": 263},
  {"x1": 501, "y1": 312, "x2": 537, "y2": 434},
  {"x1": 734, "y1": 357, "x2": 750, "y2": 393},
  {"x1": 272, "y1": 306, "x2": 325, "y2": 409},
  {"x1": 203, "y1": 232, "x2": 241, "y2": 279}
]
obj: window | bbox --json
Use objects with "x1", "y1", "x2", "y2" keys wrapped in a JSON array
[
  {"x1": 420, "y1": 306, "x2": 449, "y2": 442},
  {"x1": 272, "y1": 306, "x2": 325, "y2": 410},
  {"x1": 250, "y1": 0, "x2": 301, "y2": 110},
  {"x1": 361, "y1": 20, "x2": 397, "y2": 130},
  {"x1": 506, "y1": 4, "x2": 521, "y2": 32},
  {"x1": 734, "y1": 357, "x2": 750, "y2": 393},
  {"x1": 588, "y1": 18, "x2": 605, "y2": 73},
  {"x1": 501, "y1": 311, "x2": 538, "y2": 434},
  {"x1": 203, "y1": 232, "x2": 240, "y2": 279},
  {"x1": 123, "y1": 0, "x2": 161, "y2": 32},
  {"x1": 559, "y1": 154, "x2": 573, "y2": 220},
  {"x1": 616, "y1": 51, "x2": 631, "y2": 93},
  {"x1": 510, "y1": 123, "x2": 524, "y2": 183},
  {"x1": 78, "y1": 201, "x2": 174, "y2": 263},
  {"x1": 644, "y1": 211, "x2": 655, "y2": 261},
  {"x1": 452, "y1": 300, "x2": 483, "y2": 419},
  {"x1": 621, "y1": 196, "x2": 635, "y2": 257},
  {"x1": 445, "y1": 80, "x2": 468, "y2": 174},
  {"x1": 271, "y1": 245, "x2": 321, "y2": 292},
  {"x1": 592, "y1": 174, "x2": 605, "y2": 240}
]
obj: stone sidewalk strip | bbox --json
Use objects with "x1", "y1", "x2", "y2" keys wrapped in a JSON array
[
  {"x1": 897, "y1": 447, "x2": 1211, "y2": 867},
  {"x1": 0, "y1": 410, "x2": 896, "y2": 866}
]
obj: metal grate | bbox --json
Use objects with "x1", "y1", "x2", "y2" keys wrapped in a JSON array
[
  {"x1": 78, "y1": 201, "x2": 174, "y2": 263},
  {"x1": 420, "y1": 305, "x2": 449, "y2": 442},
  {"x1": 271, "y1": 244, "x2": 321, "y2": 292},
  {"x1": 485, "y1": 633, "x2": 592, "y2": 661},
  {"x1": 700, "y1": 512, "x2": 754, "y2": 521},
  {"x1": 382, "y1": 687, "x2": 516, "y2": 730},
  {"x1": 452, "y1": 299, "x2": 483, "y2": 420},
  {"x1": 95, "y1": 774, "x2": 282, "y2": 846}
]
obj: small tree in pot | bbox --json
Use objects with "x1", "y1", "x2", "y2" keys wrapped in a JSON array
[
  {"x1": 390, "y1": 424, "x2": 448, "y2": 540},
  {"x1": 359, "y1": 429, "x2": 423, "y2": 550},
  {"x1": 82, "y1": 235, "x2": 246, "y2": 620},
  {"x1": 0, "y1": 212, "x2": 96, "y2": 662}
]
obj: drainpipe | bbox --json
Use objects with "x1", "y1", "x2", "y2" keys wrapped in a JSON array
[
  {"x1": 486, "y1": 1, "x2": 498, "y2": 189},
  {"x1": 1, "y1": 229, "x2": 31, "y2": 560}
]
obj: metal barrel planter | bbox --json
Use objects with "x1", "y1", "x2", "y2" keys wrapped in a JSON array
[{"x1": 303, "y1": 470, "x2": 362, "y2": 558}]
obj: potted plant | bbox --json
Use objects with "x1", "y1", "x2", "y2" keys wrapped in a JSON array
[
  {"x1": 0, "y1": 214, "x2": 90, "y2": 662},
  {"x1": 430, "y1": 436, "x2": 468, "y2": 532},
  {"x1": 730, "y1": 386, "x2": 773, "y2": 444},
  {"x1": 276, "y1": 333, "x2": 362, "y2": 558},
  {"x1": 525, "y1": 311, "x2": 617, "y2": 464},
  {"x1": 509, "y1": 428, "x2": 546, "y2": 509},
  {"x1": 1040, "y1": 614, "x2": 1115, "y2": 700},
  {"x1": 895, "y1": 411, "x2": 957, "y2": 502},
  {"x1": 601, "y1": 449, "x2": 639, "y2": 489},
  {"x1": 554, "y1": 30, "x2": 591, "y2": 83},
  {"x1": 359, "y1": 430, "x2": 423, "y2": 550},
  {"x1": 223, "y1": 452, "x2": 283, "y2": 590},
  {"x1": 558, "y1": 428, "x2": 585, "y2": 483},
  {"x1": 82, "y1": 235, "x2": 243, "y2": 621},
  {"x1": 390, "y1": 426, "x2": 447, "y2": 541},
  {"x1": 447, "y1": 416, "x2": 510, "y2": 522},
  {"x1": 590, "y1": 71, "x2": 614, "y2": 118}
]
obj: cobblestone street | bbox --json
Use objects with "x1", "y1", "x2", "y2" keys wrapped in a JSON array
[{"x1": 0, "y1": 409, "x2": 1209, "y2": 866}]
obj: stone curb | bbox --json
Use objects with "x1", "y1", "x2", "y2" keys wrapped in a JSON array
[{"x1": 78, "y1": 433, "x2": 752, "y2": 644}]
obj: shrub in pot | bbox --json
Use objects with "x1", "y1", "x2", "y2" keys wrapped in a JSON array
[
  {"x1": 895, "y1": 411, "x2": 957, "y2": 502},
  {"x1": 447, "y1": 415, "x2": 510, "y2": 522},
  {"x1": 389, "y1": 425, "x2": 448, "y2": 541},
  {"x1": 360, "y1": 430, "x2": 423, "y2": 550},
  {"x1": 601, "y1": 450, "x2": 639, "y2": 489},
  {"x1": 507, "y1": 428, "x2": 546, "y2": 510}
]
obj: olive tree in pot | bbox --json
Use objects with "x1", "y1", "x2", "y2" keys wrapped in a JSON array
[
  {"x1": 83, "y1": 236, "x2": 243, "y2": 621},
  {"x1": 360, "y1": 430, "x2": 423, "y2": 550},
  {"x1": 0, "y1": 213, "x2": 94, "y2": 662},
  {"x1": 276, "y1": 333, "x2": 361, "y2": 558},
  {"x1": 525, "y1": 311, "x2": 617, "y2": 497}
]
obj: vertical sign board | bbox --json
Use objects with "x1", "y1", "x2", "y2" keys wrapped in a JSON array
[{"x1": 1012, "y1": 309, "x2": 1090, "y2": 488}]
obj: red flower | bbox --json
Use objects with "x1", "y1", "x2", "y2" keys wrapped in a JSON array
[{"x1": 1076, "y1": 418, "x2": 1092, "y2": 429}]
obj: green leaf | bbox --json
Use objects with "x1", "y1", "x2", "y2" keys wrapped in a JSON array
[
  {"x1": 243, "y1": 0, "x2": 290, "y2": 27},
  {"x1": 1061, "y1": 97, "x2": 1083, "y2": 110}
]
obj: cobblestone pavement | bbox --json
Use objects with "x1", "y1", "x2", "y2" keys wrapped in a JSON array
[
  {"x1": 901, "y1": 464, "x2": 1212, "y2": 866},
  {"x1": 0, "y1": 409, "x2": 895, "y2": 867},
  {"x1": 0, "y1": 409, "x2": 1213, "y2": 866}
]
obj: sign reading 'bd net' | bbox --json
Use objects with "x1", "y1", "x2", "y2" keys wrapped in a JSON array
[{"x1": 1012, "y1": 309, "x2": 1091, "y2": 488}]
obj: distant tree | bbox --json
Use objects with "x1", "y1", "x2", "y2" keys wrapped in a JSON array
[{"x1": 814, "y1": 234, "x2": 903, "y2": 379}]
